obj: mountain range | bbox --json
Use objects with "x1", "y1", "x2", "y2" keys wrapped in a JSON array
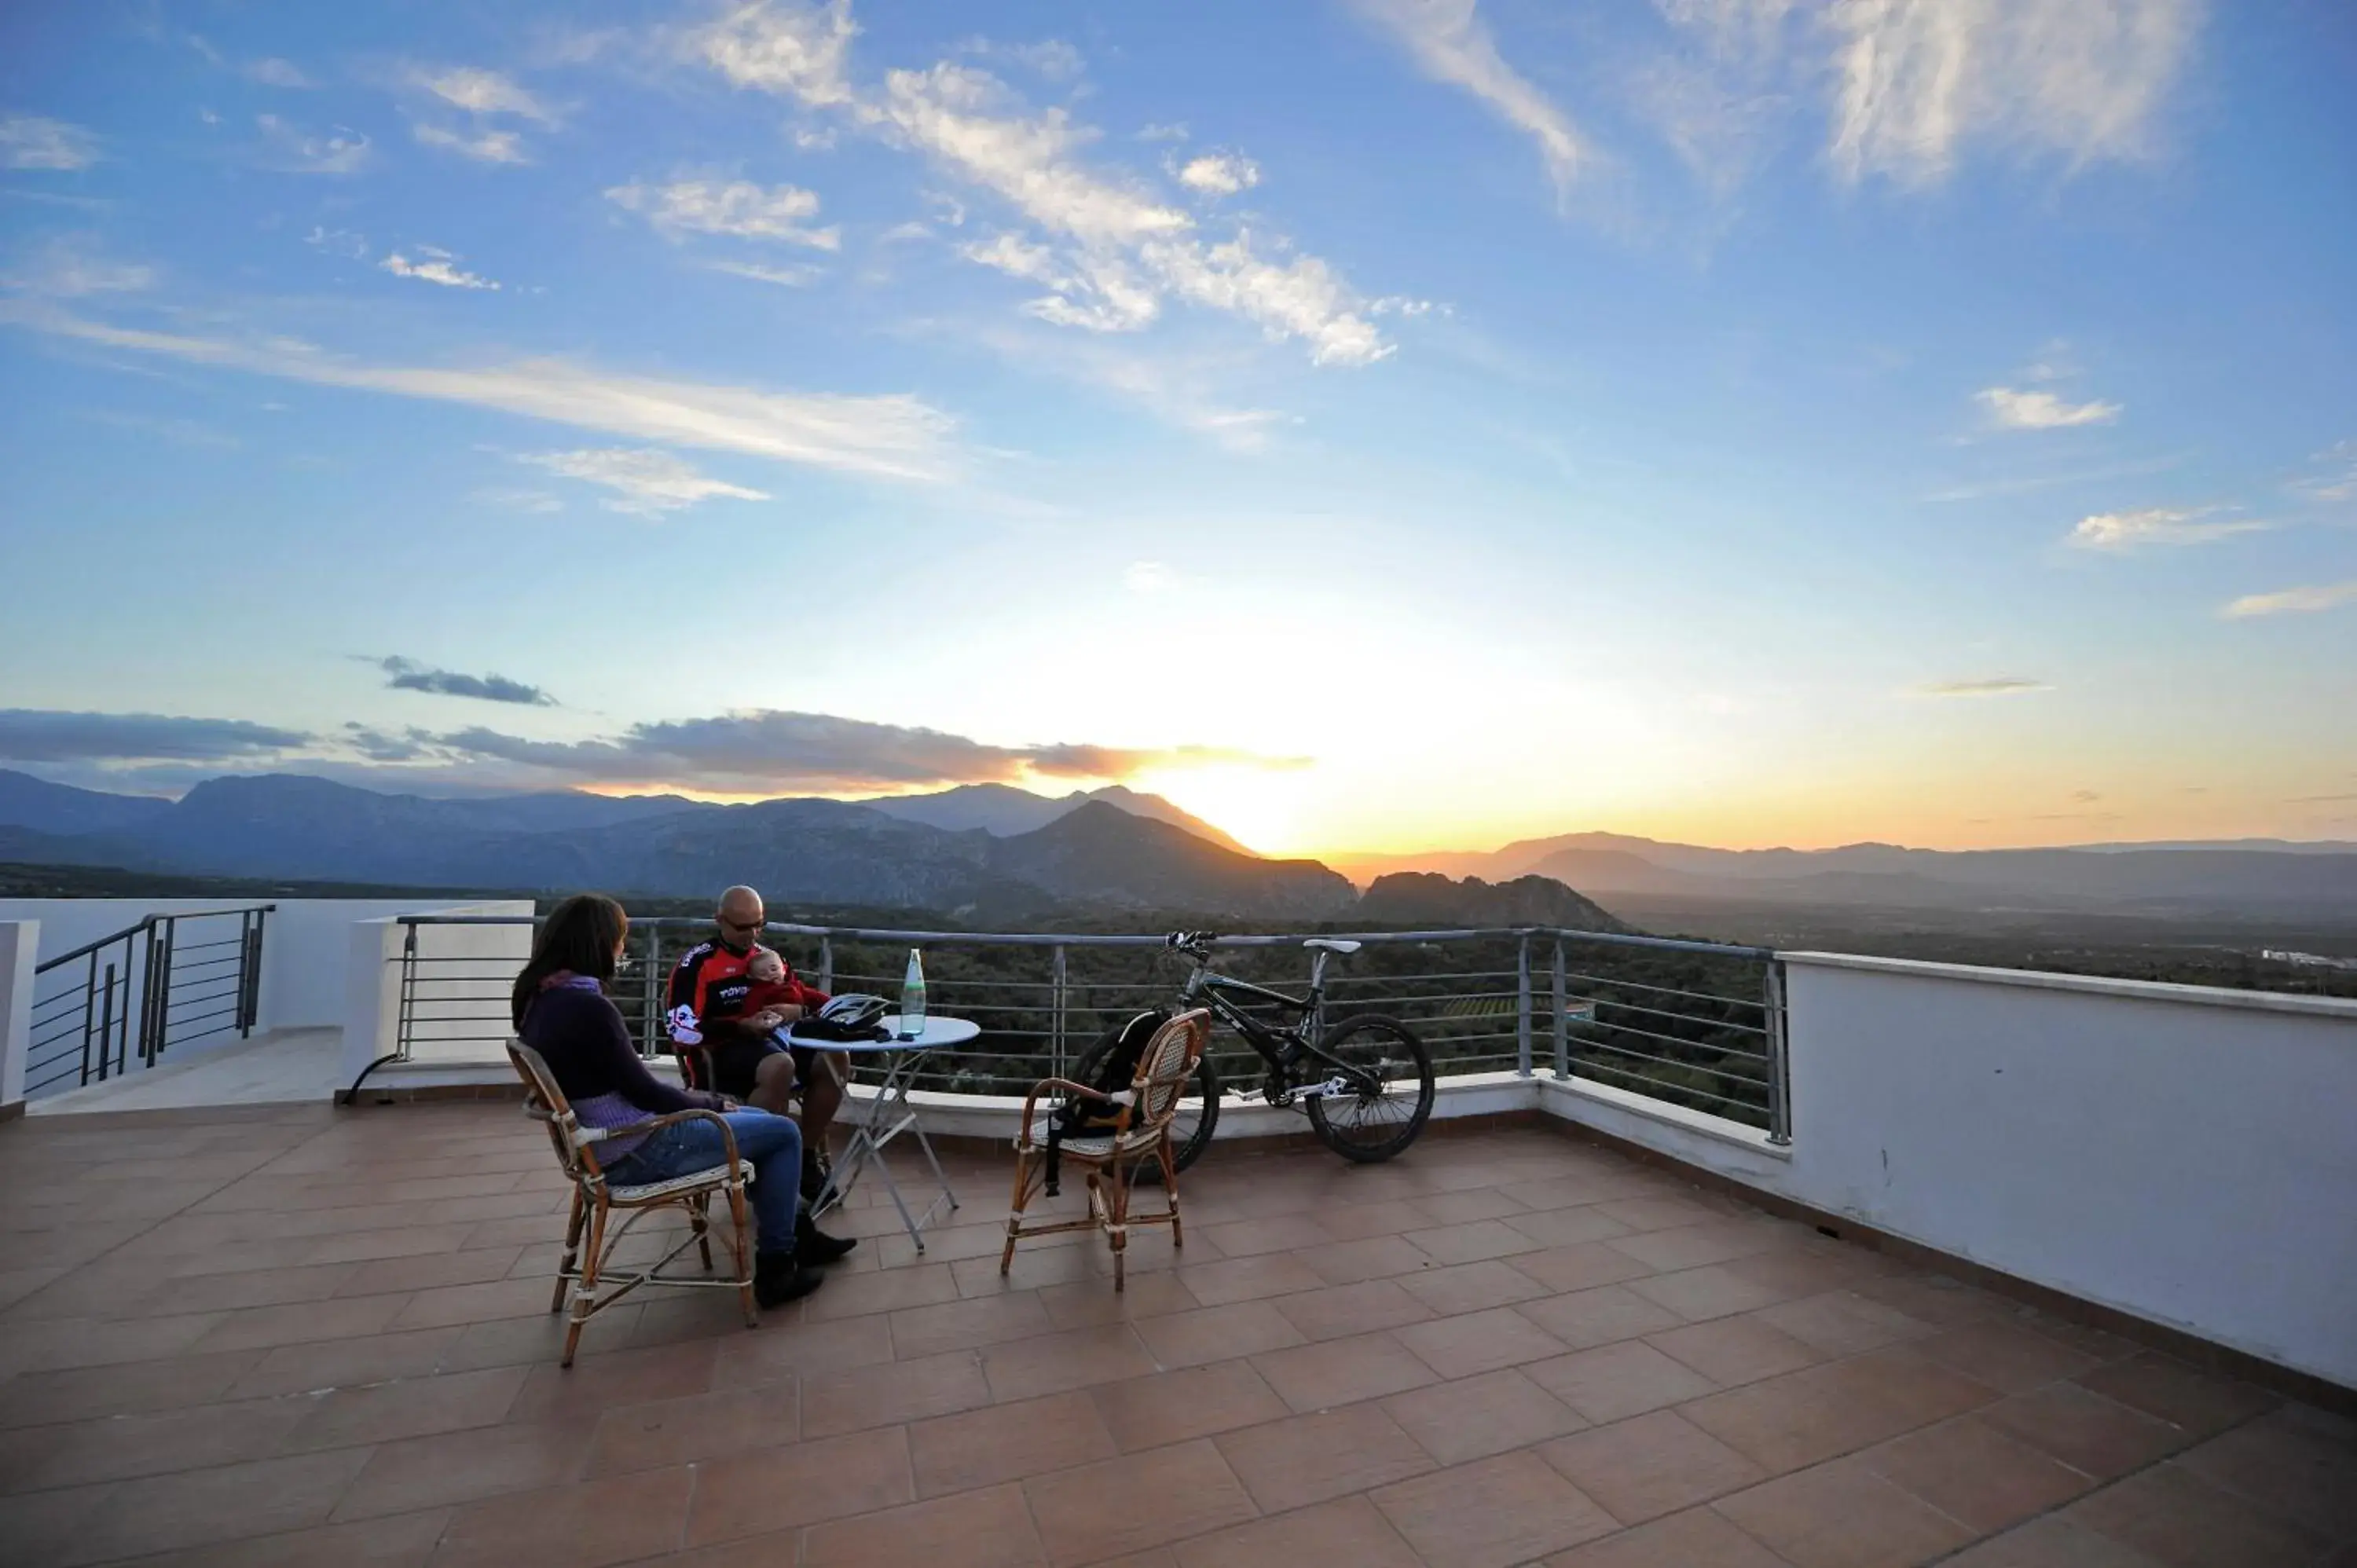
[
  {"x1": 1330, "y1": 830, "x2": 2357, "y2": 921},
  {"x1": 0, "y1": 771, "x2": 1347, "y2": 919}
]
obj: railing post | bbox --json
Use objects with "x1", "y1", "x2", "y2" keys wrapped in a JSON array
[
  {"x1": 1050, "y1": 944, "x2": 1068, "y2": 1080},
  {"x1": 1765, "y1": 958, "x2": 1791, "y2": 1146},
  {"x1": 1552, "y1": 936, "x2": 1568, "y2": 1080},
  {"x1": 394, "y1": 923, "x2": 420, "y2": 1065},
  {"x1": 143, "y1": 918, "x2": 171, "y2": 1067},
  {"x1": 1515, "y1": 934, "x2": 1534, "y2": 1078},
  {"x1": 96, "y1": 962, "x2": 116, "y2": 1082},
  {"x1": 640, "y1": 925, "x2": 665, "y2": 1058},
  {"x1": 818, "y1": 935, "x2": 834, "y2": 995}
]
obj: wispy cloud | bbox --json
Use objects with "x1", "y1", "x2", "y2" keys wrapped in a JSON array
[
  {"x1": 0, "y1": 709, "x2": 306, "y2": 763},
  {"x1": 1176, "y1": 152, "x2": 1259, "y2": 197},
  {"x1": 379, "y1": 656, "x2": 555, "y2": 705},
  {"x1": 2, "y1": 236, "x2": 155, "y2": 297},
  {"x1": 607, "y1": 177, "x2": 840, "y2": 248},
  {"x1": 2221, "y1": 581, "x2": 2357, "y2": 620},
  {"x1": 413, "y1": 123, "x2": 530, "y2": 164},
  {"x1": 4, "y1": 306, "x2": 960, "y2": 481},
  {"x1": 1827, "y1": 0, "x2": 2200, "y2": 186},
  {"x1": 2291, "y1": 438, "x2": 2357, "y2": 504},
  {"x1": 1351, "y1": 0, "x2": 1585, "y2": 203},
  {"x1": 380, "y1": 247, "x2": 500, "y2": 290},
  {"x1": 518, "y1": 447, "x2": 771, "y2": 516},
  {"x1": 1915, "y1": 676, "x2": 2051, "y2": 698},
  {"x1": 709, "y1": 259, "x2": 826, "y2": 288},
  {"x1": 1977, "y1": 386, "x2": 2121, "y2": 430},
  {"x1": 2069, "y1": 507, "x2": 2266, "y2": 550},
  {"x1": 695, "y1": 1, "x2": 1391, "y2": 366},
  {"x1": 255, "y1": 114, "x2": 370, "y2": 174},
  {"x1": 415, "y1": 66, "x2": 557, "y2": 124},
  {"x1": 0, "y1": 114, "x2": 101, "y2": 171},
  {"x1": 244, "y1": 57, "x2": 314, "y2": 89}
]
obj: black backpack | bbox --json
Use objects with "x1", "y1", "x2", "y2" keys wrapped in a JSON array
[{"x1": 1044, "y1": 1009, "x2": 1168, "y2": 1196}]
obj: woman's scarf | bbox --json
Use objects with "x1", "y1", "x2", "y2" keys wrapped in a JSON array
[{"x1": 539, "y1": 970, "x2": 604, "y2": 994}]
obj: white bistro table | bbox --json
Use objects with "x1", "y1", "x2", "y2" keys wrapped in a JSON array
[{"x1": 795, "y1": 1014, "x2": 978, "y2": 1253}]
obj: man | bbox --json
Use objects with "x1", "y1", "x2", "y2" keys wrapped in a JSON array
[{"x1": 665, "y1": 885, "x2": 851, "y2": 1203}]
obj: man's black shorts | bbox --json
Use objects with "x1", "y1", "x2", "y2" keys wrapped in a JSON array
[{"x1": 707, "y1": 1036, "x2": 828, "y2": 1099}]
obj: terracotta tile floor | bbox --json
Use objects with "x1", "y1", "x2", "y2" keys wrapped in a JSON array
[{"x1": 2, "y1": 1105, "x2": 2352, "y2": 1567}]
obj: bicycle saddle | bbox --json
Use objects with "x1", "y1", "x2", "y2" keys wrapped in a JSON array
[{"x1": 1302, "y1": 938, "x2": 1362, "y2": 954}]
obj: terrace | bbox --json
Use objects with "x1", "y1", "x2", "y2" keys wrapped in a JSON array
[{"x1": 0, "y1": 900, "x2": 2352, "y2": 1565}]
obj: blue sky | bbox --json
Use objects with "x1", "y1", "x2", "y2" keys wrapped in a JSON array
[{"x1": 2, "y1": 0, "x2": 2352, "y2": 855}]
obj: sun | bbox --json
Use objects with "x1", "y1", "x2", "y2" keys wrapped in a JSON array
[{"x1": 1132, "y1": 765, "x2": 1317, "y2": 859}]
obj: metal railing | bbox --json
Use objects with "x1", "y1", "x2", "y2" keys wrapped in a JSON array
[
  {"x1": 385, "y1": 914, "x2": 1790, "y2": 1138},
  {"x1": 24, "y1": 906, "x2": 272, "y2": 1099}
]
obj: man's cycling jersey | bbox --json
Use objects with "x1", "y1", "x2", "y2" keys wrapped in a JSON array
[
  {"x1": 665, "y1": 939, "x2": 756, "y2": 1049},
  {"x1": 665, "y1": 939, "x2": 828, "y2": 1048}
]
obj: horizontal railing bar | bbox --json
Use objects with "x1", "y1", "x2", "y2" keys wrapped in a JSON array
[
  {"x1": 1564, "y1": 972, "x2": 1770, "y2": 1009},
  {"x1": 392, "y1": 914, "x2": 1774, "y2": 962},
  {"x1": 1573, "y1": 1017, "x2": 1771, "y2": 1061},
  {"x1": 1568, "y1": 1065, "x2": 1767, "y2": 1117},
  {"x1": 1574, "y1": 1036, "x2": 1771, "y2": 1085},
  {"x1": 1574, "y1": 995, "x2": 1769, "y2": 1034},
  {"x1": 31, "y1": 905, "x2": 274, "y2": 974}
]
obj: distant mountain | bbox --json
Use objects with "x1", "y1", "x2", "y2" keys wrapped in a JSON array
[
  {"x1": 1358, "y1": 873, "x2": 1627, "y2": 932},
  {"x1": 988, "y1": 801, "x2": 1350, "y2": 918},
  {"x1": 863, "y1": 782, "x2": 1258, "y2": 855},
  {"x1": 0, "y1": 769, "x2": 174, "y2": 837},
  {"x1": 1336, "y1": 830, "x2": 2357, "y2": 921},
  {"x1": 0, "y1": 772, "x2": 1343, "y2": 917}
]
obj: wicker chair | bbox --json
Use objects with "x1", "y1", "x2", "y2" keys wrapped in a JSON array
[
  {"x1": 507, "y1": 1040, "x2": 759, "y2": 1367},
  {"x1": 1001, "y1": 1009, "x2": 1211, "y2": 1291}
]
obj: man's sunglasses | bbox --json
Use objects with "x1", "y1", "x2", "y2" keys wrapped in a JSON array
[{"x1": 720, "y1": 917, "x2": 765, "y2": 932}]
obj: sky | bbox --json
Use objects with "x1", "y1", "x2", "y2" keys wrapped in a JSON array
[{"x1": 1, "y1": 0, "x2": 2353, "y2": 859}]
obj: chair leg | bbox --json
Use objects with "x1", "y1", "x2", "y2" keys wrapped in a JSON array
[
  {"x1": 1106, "y1": 1157, "x2": 1131, "y2": 1294},
  {"x1": 690, "y1": 1192, "x2": 714, "y2": 1273},
  {"x1": 1158, "y1": 1138, "x2": 1183, "y2": 1250},
  {"x1": 552, "y1": 1186, "x2": 588, "y2": 1313},
  {"x1": 725, "y1": 1179, "x2": 757, "y2": 1328},
  {"x1": 1000, "y1": 1146, "x2": 1037, "y2": 1276},
  {"x1": 563, "y1": 1196, "x2": 609, "y2": 1368}
]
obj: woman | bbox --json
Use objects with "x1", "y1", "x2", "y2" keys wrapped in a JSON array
[{"x1": 511, "y1": 894, "x2": 849, "y2": 1310}]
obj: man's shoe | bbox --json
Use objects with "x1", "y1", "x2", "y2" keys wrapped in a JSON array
[
  {"x1": 800, "y1": 1151, "x2": 832, "y2": 1203},
  {"x1": 753, "y1": 1250, "x2": 825, "y2": 1308},
  {"x1": 797, "y1": 1213, "x2": 858, "y2": 1265}
]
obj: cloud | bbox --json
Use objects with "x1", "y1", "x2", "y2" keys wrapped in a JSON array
[
  {"x1": 380, "y1": 250, "x2": 500, "y2": 290},
  {"x1": 1826, "y1": 0, "x2": 2199, "y2": 186},
  {"x1": 415, "y1": 66, "x2": 557, "y2": 124},
  {"x1": 709, "y1": 259, "x2": 825, "y2": 288},
  {"x1": 0, "y1": 114, "x2": 101, "y2": 170},
  {"x1": 413, "y1": 123, "x2": 530, "y2": 164},
  {"x1": 1177, "y1": 152, "x2": 1260, "y2": 197},
  {"x1": 695, "y1": 2, "x2": 1389, "y2": 365},
  {"x1": 1351, "y1": 0, "x2": 1585, "y2": 202},
  {"x1": 2221, "y1": 581, "x2": 2357, "y2": 620},
  {"x1": 957, "y1": 37, "x2": 1085, "y2": 80},
  {"x1": 4, "y1": 307, "x2": 960, "y2": 482},
  {"x1": 471, "y1": 485, "x2": 563, "y2": 514},
  {"x1": 0, "y1": 709, "x2": 309, "y2": 763},
  {"x1": 434, "y1": 708, "x2": 1307, "y2": 793},
  {"x1": 1977, "y1": 386, "x2": 2121, "y2": 430},
  {"x1": 1125, "y1": 561, "x2": 1179, "y2": 595},
  {"x1": 305, "y1": 225, "x2": 368, "y2": 259},
  {"x1": 607, "y1": 178, "x2": 840, "y2": 248},
  {"x1": 255, "y1": 114, "x2": 370, "y2": 174},
  {"x1": 3, "y1": 236, "x2": 155, "y2": 297},
  {"x1": 1138, "y1": 123, "x2": 1189, "y2": 143},
  {"x1": 244, "y1": 57, "x2": 314, "y2": 89},
  {"x1": 1915, "y1": 676, "x2": 2050, "y2": 698},
  {"x1": 2292, "y1": 438, "x2": 2357, "y2": 504},
  {"x1": 343, "y1": 724, "x2": 440, "y2": 762},
  {"x1": 379, "y1": 657, "x2": 555, "y2": 705},
  {"x1": 2069, "y1": 507, "x2": 2266, "y2": 550},
  {"x1": 518, "y1": 447, "x2": 771, "y2": 515}
]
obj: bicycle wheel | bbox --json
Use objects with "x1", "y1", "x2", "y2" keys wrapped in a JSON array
[
  {"x1": 1304, "y1": 1014, "x2": 1434, "y2": 1163},
  {"x1": 1066, "y1": 1019, "x2": 1222, "y2": 1178}
]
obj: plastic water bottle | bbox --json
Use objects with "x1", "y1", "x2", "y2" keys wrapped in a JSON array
[{"x1": 900, "y1": 948, "x2": 926, "y2": 1041}]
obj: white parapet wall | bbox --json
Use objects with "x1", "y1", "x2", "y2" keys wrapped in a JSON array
[
  {"x1": 1540, "y1": 952, "x2": 2357, "y2": 1393},
  {"x1": 341, "y1": 905, "x2": 537, "y2": 1089},
  {"x1": 0, "y1": 920, "x2": 36, "y2": 1112}
]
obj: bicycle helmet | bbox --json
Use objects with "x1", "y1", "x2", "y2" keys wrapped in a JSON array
[{"x1": 791, "y1": 993, "x2": 890, "y2": 1043}]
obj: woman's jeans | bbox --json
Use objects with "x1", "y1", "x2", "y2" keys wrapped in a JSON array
[{"x1": 604, "y1": 1110, "x2": 802, "y2": 1256}]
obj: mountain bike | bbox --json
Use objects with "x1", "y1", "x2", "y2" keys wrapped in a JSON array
[{"x1": 1066, "y1": 931, "x2": 1435, "y2": 1174}]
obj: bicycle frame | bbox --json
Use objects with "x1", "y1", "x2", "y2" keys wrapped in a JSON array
[{"x1": 1176, "y1": 951, "x2": 1376, "y2": 1101}]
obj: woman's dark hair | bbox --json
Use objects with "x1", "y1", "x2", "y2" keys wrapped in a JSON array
[{"x1": 511, "y1": 893, "x2": 629, "y2": 1031}]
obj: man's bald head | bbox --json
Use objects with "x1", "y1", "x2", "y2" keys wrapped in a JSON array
[{"x1": 716, "y1": 886, "x2": 765, "y2": 949}]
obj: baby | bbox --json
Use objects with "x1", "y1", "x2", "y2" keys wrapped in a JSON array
[{"x1": 743, "y1": 945, "x2": 828, "y2": 1035}]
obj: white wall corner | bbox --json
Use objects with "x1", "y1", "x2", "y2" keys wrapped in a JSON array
[
  {"x1": 0, "y1": 921, "x2": 37, "y2": 1112},
  {"x1": 341, "y1": 918, "x2": 406, "y2": 1085}
]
